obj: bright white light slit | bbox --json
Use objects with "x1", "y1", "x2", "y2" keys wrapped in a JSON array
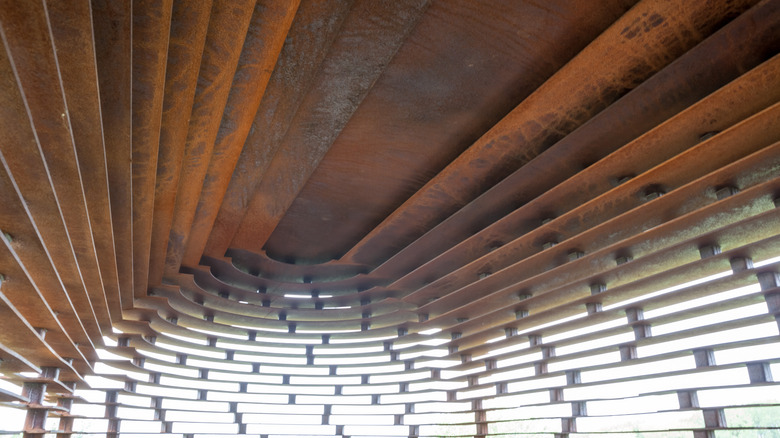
[
  {"x1": 187, "y1": 357, "x2": 252, "y2": 372},
  {"x1": 217, "y1": 340, "x2": 305, "y2": 355},
  {"x1": 604, "y1": 270, "x2": 733, "y2": 311},
  {"x1": 155, "y1": 341, "x2": 223, "y2": 358}
]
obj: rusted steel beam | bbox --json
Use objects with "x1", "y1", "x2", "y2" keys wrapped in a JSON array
[
  {"x1": 47, "y1": 0, "x2": 123, "y2": 325},
  {"x1": 388, "y1": 52, "x2": 780, "y2": 297},
  {"x1": 342, "y1": 0, "x2": 761, "y2": 267},
  {"x1": 224, "y1": 248, "x2": 369, "y2": 283},
  {"x1": 261, "y1": 0, "x2": 638, "y2": 263},
  {"x1": 192, "y1": 48, "x2": 780, "y2": 313},
  {"x1": 436, "y1": 203, "x2": 780, "y2": 354},
  {"x1": 415, "y1": 148, "x2": 780, "y2": 324},
  {"x1": 199, "y1": 256, "x2": 384, "y2": 297},
  {"x1": 0, "y1": 0, "x2": 112, "y2": 333},
  {"x1": 0, "y1": 15, "x2": 100, "y2": 342},
  {"x1": 147, "y1": 0, "x2": 214, "y2": 287},
  {"x1": 149, "y1": 278, "x2": 415, "y2": 326},
  {"x1": 201, "y1": 159, "x2": 779, "y2": 332},
  {"x1": 132, "y1": 0, "x2": 173, "y2": 299},
  {"x1": 203, "y1": 0, "x2": 356, "y2": 261},
  {"x1": 92, "y1": 0, "x2": 133, "y2": 311},
  {"x1": 408, "y1": 98, "x2": 780, "y2": 306},
  {"x1": 0, "y1": 240, "x2": 93, "y2": 376},
  {"x1": 159, "y1": 0, "x2": 257, "y2": 280},
  {"x1": 228, "y1": 0, "x2": 433, "y2": 257},
  {"x1": 452, "y1": 251, "x2": 778, "y2": 355},
  {"x1": 0, "y1": 293, "x2": 84, "y2": 383},
  {"x1": 177, "y1": 0, "x2": 302, "y2": 272},
  {"x1": 398, "y1": 141, "x2": 780, "y2": 321},
  {"x1": 0, "y1": 161, "x2": 96, "y2": 359},
  {"x1": 366, "y1": 1, "x2": 780, "y2": 286}
]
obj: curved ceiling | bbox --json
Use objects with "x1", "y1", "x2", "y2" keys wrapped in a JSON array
[{"x1": 1, "y1": 0, "x2": 780, "y2": 437}]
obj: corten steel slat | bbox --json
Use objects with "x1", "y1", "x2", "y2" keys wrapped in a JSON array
[
  {"x1": 366, "y1": 52, "x2": 780, "y2": 299},
  {"x1": 0, "y1": 342, "x2": 41, "y2": 374},
  {"x1": 224, "y1": 248, "x2": 369, "y2": 282},
  {"x1": 401, "y1": 102, "x2": 780, "y2": 307},
  {"x1": 203, "y1": 0, "x2": 356, "y2": 262},
  {"x1": 0, "y1": 292, "x2": 83, "y2": 384},
  {"x1": 424, "y1": 184, "x2": 777, "y2": 350},
  {"x1": 153, "y1": 287, "x2": 416, "y2": 329},
  {"x1": 557, "y1": 316, "x2": 780, "y2": 380},
  {"x1": 178, "y1": 270, "x2": 397, "y2": 316},
  {"x1": 110, "y1": 318, "x2": 161, "y2": 341},
  {"x1": 96, "y1": 348, "x2": 774, "y2": 405},
  {"x1": 160, "y1": 0, "x2": 257, "y2": 280},
  {"x1": 417, "y1": 170, "x2": 780, "y2": 330},
  {"x1": 396, "y1": 108, "x2": 772, "y2": 308},
  {"x1": 46, "y1": 0, "x2": 123, "y2": 325},
  {"x1": 178, "y1": 0, "x2": 301, "y2": 271},
  {"x1": 197, "y1": 195, "x2": 780, "y2": 346},
  {"x1": 0, "y1": 386, "x2": 29, "y2": 402},
  {"x1": 122, "y1": 334, "x2": 312, "y2": 366},
  {"x1": 203, "y1": 122, "x2": 778, "y2": 313},
  {"x1": 452, "y1": 243, "x2": 780, "y2": 355},
  {"x1": 473, "y1": 337, "x2": 778, "y2": 390},
  {"x1": 109, "y1": 361, "x2": 343, "y2": 389},
  {"x1": 132, "y1": 0, "x2": 173, "y2": 300},
  {"x1": 340, "y1": 0, "x2": 761, "y2": 268},
  {"x1": 180, "y1": 264, "x2": 398, "y2": 316},
  {"x1": 413, "y1": 171, "x2": 780, "y2": 340},
  {"x1": 0, "y1": 239, "x2": 92, "y2": 376},
  {"x1": 366, "y1": 5, "x2": 780, "y2": 290},
  {"x1": 229, "y1": 0, "x2": 433, "y2": 257},
  {"x1": 0, "y1": 138, "x2": 96, "y2": 353},
  {"x1": 0, "y1": 168, "x2": 98, "y2": 364},
  {"x1": 451, "y1": 254, "x2": 780, "y2": 358},
  {"x1": 261, "y1": 0, "x2": 638, "y2": 263},
  {"x1": 0, "y1": 0, "x2": 111, "y2": 333},
  {"x1": 199, "y1": 256, "x2": 386, "y2": 296},
  {"x1": 147, "y1": 0, "x2": 214, "y2": 287},
  {"x1": 586, "y1": 383, "x2": 780, "y2": 410},
  {"x1": 141, "y1": 282, "x2": 419, "y2": 332},
  {"x1": 0, "y1": 43, "x2": 102, "y2": 342},
  {"x1": 91, "y1": 0, "x2": 132, "y2": 311},
  {"x1": 452, "y1": 350, "x2": 776, "y2": 403},
  {"x1": 157, "y1": 278, "x2": 414, "y2": 323}
]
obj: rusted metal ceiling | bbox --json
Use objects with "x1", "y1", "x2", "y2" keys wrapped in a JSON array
[
  {"x1": 1, "y1": 1, "x2": 780, "y2": 435},
  {"x1": 0, "y1": 0, "x2": 775, "y2": 327},
  {"x1": 102, "y1": 0, "x2": 770, "y2": 286}
]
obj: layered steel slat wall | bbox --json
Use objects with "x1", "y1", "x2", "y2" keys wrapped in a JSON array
[{"x1": 0, "y1": 1, "x2": 779, "y2": 438}]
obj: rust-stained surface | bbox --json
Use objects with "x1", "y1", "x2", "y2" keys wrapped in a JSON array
[
  {"x1": 262, "y1": 0, "x2": 638, "y2": 263},
  {"x1": 0, "y1": 0, "x2": 779, "y2": 433}
]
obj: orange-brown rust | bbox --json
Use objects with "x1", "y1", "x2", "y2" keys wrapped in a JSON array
[
  {"x1": 178, "y1": 0, "x2": 302, "y2": 272},
  {"x1": 229, "y1": 0, "x2": 433, "y2": 258},
  {"x1": 147, "y1": 0, "x2": 214, "y2": 287},
  {"x1": 161, "y1": 0, "x2": 257, "y2": 279},
  {"x1": 132, "y1": 0, "x2": 174, "y2": 300},
  {"x1": 202, "y1": 0, "x2": 357, "y2": 261},
  {"x1": 261, "y1": 0, "x2": 639, "y2": 264},
  {"x1": 341, "y1": 0, "x2": 761, "y2": 267},
  {"x1": 0, "y1": 0, "x2": 111, "y2": 335},
  {"x1": 47, "y1": 0, "x2": 124, "y2": 325},
  {"x1": 92, "y1": 0, "x2": 133, "y2": 312}
]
